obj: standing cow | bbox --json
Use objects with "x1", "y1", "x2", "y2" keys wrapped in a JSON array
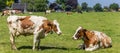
[
  {"x1": 72, "y1": 26, "x2": 112, "y2": 51},
  {"x1": 7, "y1": 15, "x2": 62, "y2": 50}
]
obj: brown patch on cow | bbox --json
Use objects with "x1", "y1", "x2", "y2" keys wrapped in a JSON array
[
  {"x1": 37, "y1": 20, "x2": 53, "y2": 34},
  {"x1": 15, "y1": 10, "x2": 22, "y2": 14},
  {"x1": 84, "y1": 31, "x2": 99, "y2": 48},
  {"x1": 38, "y1": 20, "x2": 59, "y2": 34},
  {"x1": 7, "y1": 21, "x2": 12, "y2": 26},
  {"x1": 85, "y1": 31, "x2": 95, "y2": 40},
  {"x1": 66, "y1": 12, "x2": 72, "y2": 15},
  {"x1": 20, "y1": 16, "x2": 34, "y2": 29},
  {"x1": 42, "y1": 20, "x2": 53, "y2": 33},
  {"x1": 1, "y1": 10, "x2": 10, "y2": 16},
  {"x1": 52, "y1": 24, "x2": 58, "y2": 33},
  {"x1": 8, "y1": 21, "x2": 12, "y2": 24}
]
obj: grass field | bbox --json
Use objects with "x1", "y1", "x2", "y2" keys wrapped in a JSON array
[{"x1": 0, "y1": 12, "x2": 120, "y2": 53}]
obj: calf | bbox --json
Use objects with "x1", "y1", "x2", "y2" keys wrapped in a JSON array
[
  {"x1": 72, "y1": 26, "x2": 112, "y2": 51},
  {"x1": 7, "y1": 15, "x2": 62, "y2": 50}
]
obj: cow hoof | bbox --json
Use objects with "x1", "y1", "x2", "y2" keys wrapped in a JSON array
[
  {"x1": 11, "y1": 46, "x2": 17, "y2": 50},
  {"x1": 12, "y1": 48, "x2": 18, "y2": 50},
  {"x1": 37, "y1": 49, "x2": 41, "y2": 51},
  {"x1": 78, "y1": 44, "x2": 85, "y2": 50}
]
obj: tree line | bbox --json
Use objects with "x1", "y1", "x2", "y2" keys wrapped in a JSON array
[
  {"x1": 81, "y1": 2, "x2": 119, "y2": 12},
  {"x1": 0, "y1": 0, "x2": 119, "y2": 12}
]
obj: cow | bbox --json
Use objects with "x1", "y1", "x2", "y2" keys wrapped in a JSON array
[
  {"x1": 45, "y1": 10, "x2": 51, "y2": 14},
  {"x1": 66, "y1": 12, "x2": 72, "y2": 15},
  {"x1": 1, "y1": 9, "x2": 22, "y2": 16},
  {"x1": 72, "y1": 26, "x2": 112, "y2": 51},
  {"x1": 7, "y1": 15, "x2": 62, "y2": 50}
]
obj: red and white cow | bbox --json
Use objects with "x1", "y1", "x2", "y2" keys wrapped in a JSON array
[
  {"x1": 7, "y1": 15, "x2": 62, "y2": 50},
  {"x1": 72, "y1": 26, "x2": 112, "y2": 51},
  {"x1": 1, "y1": 10, "x2": 22, "y2": 16}
]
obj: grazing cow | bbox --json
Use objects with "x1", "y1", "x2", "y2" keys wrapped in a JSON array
[
  {"x1": 1, "y1": 9, "x2": 22, "y2": 16},
  {"x1": 7, "y1": 15, "x2": 62, "y2": 50},
  {"x1": 66, "y1": 12, "x2": 72, "y2": 15},
  {"x1": 72, "y1": 26, "x2": 112, "y2": 51},
  {"x1": 45, "y1": 10, "x2": 51, "y2": 14}
]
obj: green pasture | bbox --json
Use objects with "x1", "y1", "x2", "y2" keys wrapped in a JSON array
[{"x1": 0, "y1": 12, "x2": 120, "y2": 53}]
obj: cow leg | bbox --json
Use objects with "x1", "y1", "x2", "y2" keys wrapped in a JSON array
[
  {"x1": 33, "y1": 31, "x2": 41, "y2": 50},
  {"x1": 10, "y1": 34, "x2": 17, "y2": 50},
  {"x1": 78, "y1": 43, "x2": 85, "y2": 50},
  {"x1": 33, "y1": 29, "x2": 43, "y2": 50},
  {"x1": 33, "y1": 35, "x2": 41, "y2": 50},
  {"x1": 37, "y1": 39, "x2": 41, "y2": 50},
  {"x1": 32, "y1": 34, "x2": 38, "y2": 50},
  {"x1": 85, "y1": 44, "x2": 99, "y2": 51}
]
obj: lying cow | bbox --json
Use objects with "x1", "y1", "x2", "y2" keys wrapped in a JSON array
[
  {"x1": 72, "y1": 26, "x2": 112, "y2": 51},
  {"x1": 7, "y1": 15, "x2": 62, "y2": 50},
  {"x1": 1, "y1": 9, "x2": 22, "y2": 16}
]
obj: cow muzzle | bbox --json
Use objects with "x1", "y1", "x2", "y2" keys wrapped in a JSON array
[
  {"x1": 57, "y1": 32, "x2": 62, "y2": 35},
  {"x1": 72, "y1": 36, "x2": 78, "y2": 40}
]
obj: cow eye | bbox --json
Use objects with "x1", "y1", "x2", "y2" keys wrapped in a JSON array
[{"x1": 78, "y1": 31, "x2": 80, "y2": 32}]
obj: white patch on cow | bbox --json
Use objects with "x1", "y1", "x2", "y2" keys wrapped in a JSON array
[
  {"x1": 53, "y1": 20, "x2": 62, "y2": 35},
  {"x1": 85, "y1": 44, "x2": 99, "y2": 51},
  {"x1": 72, "y1": 26, "x2": 82, "y2": 40},
  {"x1": 46, "y1": 10, "x2": 51, "y2": 14},
  {"x1": 29, "y1": 16, "x2": 47, "y2": 29},
  {"x1": 11, "y1": 10, "x2": 16, "y2": 14}
]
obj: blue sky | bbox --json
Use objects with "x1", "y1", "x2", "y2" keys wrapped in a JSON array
[{"x1": 49, "y1": 0, "x2": 120, "y2": 7}]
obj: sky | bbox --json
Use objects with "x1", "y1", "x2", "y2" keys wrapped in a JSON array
[{"x1": 49, "y1": 0, "x2": 120, "y2": 7}]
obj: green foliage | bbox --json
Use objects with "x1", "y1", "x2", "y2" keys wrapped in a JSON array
[
  {"x1": 76, "y1": 5, "x2": 82, "y2": 11},
  {"x1": 109, "y1": 3, "x2": 119, "y2": 11},
  {"x1": 103, "y1": 6, "x2": 110, "y2": 12},
  {"x1": 0, "y1": 12, "x2": 120, "y2": 53},
  {"x1": 6, "y1": 0, "x2": 14, "y2": 7},
  {"x1": 81, "y1": 2, "x2": 88, "y2": 12},
  {"x1": 56, "y1": 0, "x2": 67, "y2": 5},
  {"x1": 21, "y1": 0, "x2": 48, "y2": 12},
  {"x1": 0, "y1": 0, "x2": 6, "y2": 11},
  {"x1": 93, "y1": 3, "x2": 103, "y2": 12},
  {"x1": 56, "y1": 0, "x2": 67, "y2": 10}
]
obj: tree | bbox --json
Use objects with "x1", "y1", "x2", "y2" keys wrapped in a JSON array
[
  {"x1": 6, "y1": 0, "x2": 14, "y2": 7},
  {"x1": 103, "y1": 6, "x2": 110, "y2": 12},
  {"x1": 93, "y1": 3, "x2": 103, "y2": 12},
  {"x1": 56, "y1": 0, "x2": 67, "y2": 5},
  {"x1": 87, "y1": 7, "x2": 93, "y2": 12},
  {"x1": 56, "y1": 0, "x2": 67, "y2": 10},
  {"x1": 0, "y1": 0, "x2": 6, "y2": 11},
  {"x1": 14, "y1": 0, "x2": 19, "y2": 3},
  {"x1": 56, "y1": 0, "x2": 78, "y2": 11},
  {"x1": 66, "y1": 0, "x2": 78, "y2": 9},
  {"x1": 81, "y1": 2, "x2": 88, "y2": 12},
  {"x1": 49, "y1": 3, "x2": 58, "y2": 10},
  {"x1": 109, "y1": 3, "x2": 119, "y2": 11},
  {"x1": 21, "y1": 0, "x2": 48, "y2": 12}
]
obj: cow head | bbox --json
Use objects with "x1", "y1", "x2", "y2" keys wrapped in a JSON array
[
  {"x1": 72, "y1": 26, "x2": 86, "y2": 40},
  {"x1": 52, "y1": 20, "x2": 62, "y2": 35},
  {"x1": 42, "y1": 20, "x2": 62, "y2": 35}
]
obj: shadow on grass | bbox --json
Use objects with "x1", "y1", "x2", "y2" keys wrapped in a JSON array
[{"x1": 18, "y1": 46, "x2": 68, "y2": 50}]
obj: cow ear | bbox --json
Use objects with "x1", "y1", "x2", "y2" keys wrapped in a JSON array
[
  {"x1": 83, "y1": 29, "x2": 87, "y2": 32},
  {"x1": 53, "y1": 20, "x2": 58, "y2": 24}
]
